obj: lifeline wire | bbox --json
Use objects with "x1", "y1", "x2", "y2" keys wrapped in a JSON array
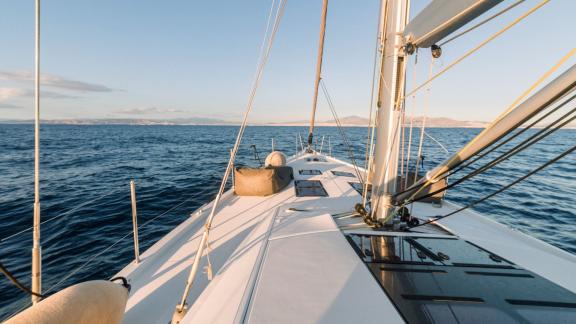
[{"x1": 0, "y1": 187, "x2": 125, "y2": 244}]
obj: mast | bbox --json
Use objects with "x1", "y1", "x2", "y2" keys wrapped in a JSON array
[
  {"x1": 306, "y1": 0, "x2": 329, "y2": 152},
  {"x1": 369, "y1": 0, "x2": 409, "y2": 222},
  {"x1": 31, "y1": 0, "x2": 42, "y2": 304}
]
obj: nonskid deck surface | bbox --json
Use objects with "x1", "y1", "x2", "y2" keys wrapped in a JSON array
[{"x1": 116, "y1": 153, "x2": 576, "y2": 323}]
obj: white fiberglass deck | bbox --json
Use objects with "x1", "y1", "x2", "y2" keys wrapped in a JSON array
[{"x1": 115, "y1": 152, "x2": 576, "y2": 323}]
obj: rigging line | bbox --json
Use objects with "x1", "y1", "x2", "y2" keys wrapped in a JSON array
[
  {"x1": 404, "y1": 52, "x2": 418, "y2": 189},
  {"x1": 307, "y1": 0, "x2": 329, "y2": 149},
  {"x1": 408, "y1": 104, "x2": 576, "y2": 204},
  {"x1": 409, "y1": 142, "x2": 576, "y2": 229},
  {"x1": 254, "y1": 0, "x2": 277, "y2": 78},
  {"x1": 321, "y1": 80, "x2": 364, "y2": 183},
  {"x1": 0, "y1": 187, "x2": 125, "y2": 244},
  {"x1": 363, "y1": 111, "x2": 377, "y2": 205},
  {"x1": 412, "y1": 58, "x2": 434, "y2": 186},
  {"x1": 320, "y1": 79, "x2": 365, "y2": 184},
  {"x1": 138, "y1": 193, "x2": 200, "y2": 231},
  {"x1": 363, "y1": 0, "x2": 384, "y2": 174},
  {"x1": 175, "y1": 0, "x2": 287, "y2": 313},
  {"x1": 394, "y1": 47, "x2": 575, "y2": 206},
  {"x1": 396, "y1": 0, "x2": 550, "y2": 110},
  {"x1": 423, "y1": 130, "x2": 449, "y2": 154},
  {"x1": 394, "y1": 93, "x2": 575, "y2": 199},
  {"x1": 362, "y1": 0, "x2": 389, "y2": 206},
  {"x1": 400, "y1": 110, "x2": 406, "y2": 181},
  {"x1": 0, "y1": 178, "x2": 208, "y2": 244},
  {"x1": 439, "y1": 0, "x2": 525, "y2": 47},
  {"x1": 449, "y1": 92, "x2": 576, "y2": 175}
]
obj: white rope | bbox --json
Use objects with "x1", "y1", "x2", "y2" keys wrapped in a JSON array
[
  {"x1": 363, "y1": 0, "x2": 384, "y2": 173},
  {"x1": 175, "y1": 0, "x2": 286, "y2": 312},
  {"x1": 362, "y1": 0, "x2": 388, "y2": 206},
  {"x1": 424, "y1": 130, "x2": 449, "y2": 154},
  {"x1": 320, "y1": 79, "x2": 365, "y2": 184},
  {"x1": 412, "y1": 58, "x2": 435, "y2": 184},
  {"x1": 252, "y1": 0, "x2": 277, "y2": 86},
  {"x1": 404, "y1": 52, "x2": 418, "y2": 189}
]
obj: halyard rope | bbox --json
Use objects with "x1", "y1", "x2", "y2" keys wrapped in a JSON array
[
  {"x1": 320, "y1": 79, "x2": 365, "y2": 184},
  {"x1": 362, "y1": 0, "x2": 385, "y2": 207},
  {"x1": 411, "y1": 58, "x2": 434, "y2": 187},
  {"x1": 174, "y1": 0, "x2": 287, "y2": 313},
  {"x1": 403, "y1": 53, "x2": 418, "y2": 189}
]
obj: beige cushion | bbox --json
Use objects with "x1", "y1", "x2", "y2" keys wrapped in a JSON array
[{"x1": 234, "y1": 166, "x2": 293, "y2": 196}]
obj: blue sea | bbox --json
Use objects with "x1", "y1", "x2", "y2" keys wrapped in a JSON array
[{"x1": 0, "y1": 124, "x2": 575, "y2": 318}]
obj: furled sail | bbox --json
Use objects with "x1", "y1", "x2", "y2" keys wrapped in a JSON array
[
  {"x1": 396, "y1": 64, "x2": 576, "y2": 203},
  {"x1": 403, "y1": 0, "x2": 503, "y2": 48}
]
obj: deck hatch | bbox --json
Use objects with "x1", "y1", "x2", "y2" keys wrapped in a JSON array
[
  {"x1": 306, "y1": 156, "x2": 326, "y2": 162},
  {"x1": 299, "y1": 169, "x2": 322, "y2": 176},
  {"x1": 294, "y1": 180, "x2": 328, "y2": 197},
  {"x1": 331, "y1": 170, "x2": 355, "y2": 178},
  {"x1": 348, "y1": 182, "x2": 371, "y2": 196},
  {"x1": 346, "y1": 234, "x2": 576, "y2": 323}
]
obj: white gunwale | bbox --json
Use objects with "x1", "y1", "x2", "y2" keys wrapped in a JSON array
[{"x1": 114, "y1": 152, "x2": 576, "y2": 323}]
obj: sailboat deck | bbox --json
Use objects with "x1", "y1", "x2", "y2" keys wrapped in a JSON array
[{"x1": 115, "y1": 153, "x2": 576, "y2": 323}]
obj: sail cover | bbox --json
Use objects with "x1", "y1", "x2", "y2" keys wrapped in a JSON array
[{"x1": 403, "y1": 0, "x2": 503, "y2": 48}]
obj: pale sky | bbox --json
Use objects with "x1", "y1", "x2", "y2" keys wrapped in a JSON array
[{"x1": 0, "y1": 0, "x2": 574, "y2": 122}]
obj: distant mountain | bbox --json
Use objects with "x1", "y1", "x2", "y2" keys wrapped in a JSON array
[
  {"x1": 267, "y1": 115, "x2": 489, "y2": 128},
  {"x1": 407, "y1": 116, "x2": 489, "y2": 128},
  {"x1": 2, "y1": 116, "x2": 572, "y2": 128}
]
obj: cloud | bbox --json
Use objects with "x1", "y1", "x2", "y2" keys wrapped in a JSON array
[
  {"x1": 0, "y1": 103, "x2": 21, "y2": 109},
  {"x1": 0, "y1": 87, "x2": 27, "y2": 101},
  {"x1": 117, "y1": 107, "x2": 185, "y2": 115},
  {"x1": 0, "y1": 87, "x2": 77, "y2": 102},
  {"x1": 0, "y1": 71, "x2": 115, "y2": 92}
]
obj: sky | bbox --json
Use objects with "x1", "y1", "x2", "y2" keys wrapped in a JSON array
[{"x1": 0, "y1": 0, "x2": 574, "y2": 122}]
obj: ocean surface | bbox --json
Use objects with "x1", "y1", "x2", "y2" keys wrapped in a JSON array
[{"x1": 0, "y1": 124, "x2": 575, "y2": 318}]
